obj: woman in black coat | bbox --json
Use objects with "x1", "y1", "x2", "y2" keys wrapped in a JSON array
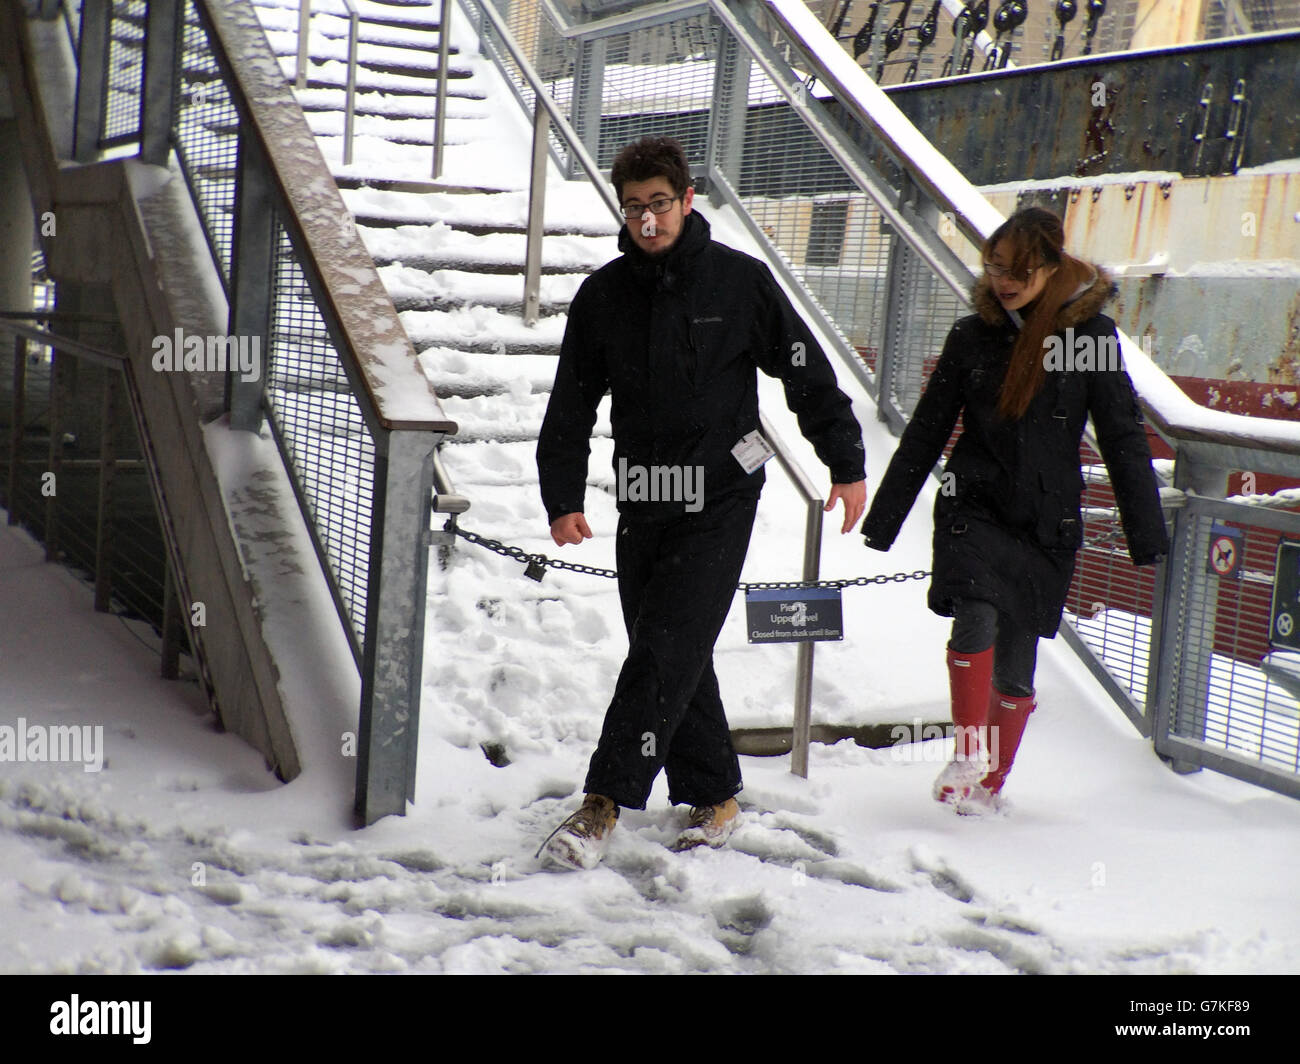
[{"x1": 861, "y1": 206, "x2": 1168, "y2": 813}]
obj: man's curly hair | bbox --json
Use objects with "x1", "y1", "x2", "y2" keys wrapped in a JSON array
[{"x1": 610, "y1": 136, "x2": 692, "y2": 201}]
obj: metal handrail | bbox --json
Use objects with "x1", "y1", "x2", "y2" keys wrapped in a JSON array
[
  {"x1": 433, "y1": 0, "x2": 451, "y2": 177},
  {"x1": 295, "y1": 0, "x2": 361, "y2": 165},
  {"x1": 296, "y1": 0, "x2": 311, "y2": 89},
  {"x1": 341, "y1": 0, "x2": 359, "y2": 166}
]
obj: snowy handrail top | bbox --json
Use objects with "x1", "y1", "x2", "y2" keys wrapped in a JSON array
[
  {"x1": 197, "y1": 0, "x2": 456, "y2": 436},
  {"x1": 761, "y1": 0, "x2": 1300, "y2": 456}
]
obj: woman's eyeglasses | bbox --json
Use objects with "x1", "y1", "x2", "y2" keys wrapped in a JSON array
[
  {"x1": 619, "y1": 196, "x2": 681, "y2": 220},
  {"x1": 984, "y1": 261, "x2": 1042, "y2": 281}
]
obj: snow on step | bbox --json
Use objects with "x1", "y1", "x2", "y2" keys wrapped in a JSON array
[
  {"x1": 256, "y1": 6, "x2": 441, "y2": 50},
  {"x1": 296, "y1": 87, "x2": 490, "y2": 118},
  {"x1": 379, "y1": 264, "x2": 586, "y2": 314},
  {"x1": 402, "y1": 304, "x2": 566, "y2": 353},
  {"x1": 261, "y1": 29, "x2": 459, "y2": 70},
  {"x1": 436, "y1": 392, "x2": 611, "y2": 444},
  {"x1": 279, "y1": 56, "x2": 476, "y2": 93},
  {"x1": 304, "y1": 111, "x2": 486, "y2": 147},
  {"x1": 415, "y1": 346, "x2": 561, "y2": 398},
  {"x1": 324, "y1": 136, "x2": 536, "y2": 191},
  {"x1": 361, "y1": 222, "x2": 615, "y2": 273},
  {"x1": 343, "y1": 186, "x2": 619, "y2": 237},
  {"x1": 436, "y1": 391, "x2": 552, "y2": 436}
]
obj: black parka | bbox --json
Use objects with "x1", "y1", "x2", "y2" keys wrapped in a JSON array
[
  {"x1": 861, "y1": 268, "x2": 1169, "y2": 637},
  {"x1": 538, "y1": 210, "x2": 865, "y2": 522}
]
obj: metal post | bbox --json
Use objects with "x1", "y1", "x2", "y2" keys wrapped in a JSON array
[
  {"x1": 93, "y1": 369, "x2": 117, "y2": 612},
  {"x1": 45, "y1": 347, "x2": 64, "y2": 562},
  {"x1": 343, "y1": 0, "x2": 359, "y2": 167},
  {"x1": 569, "y1": 36, "x2": 606, "y2": 181},
  {"x1": 522, "y1": 104, "x2": 548, "y2": 327},
  {"x1": 228, "y1": 131, "x2": 275, "y2": 432},
  {"x1": 7, "y1": 335, "x2": 24, "y2": 524},
  {"x1": 705, "y1": 24, "x2": 750, "y2": 203},
  {"x1": 296, "y1": 0, "x2": 312, "y2": 90},
  {"x1": 948, "y1": 10, "x2": 968, "y2": 75},
  {"x1": 761, "y1": 413, "x2": 825, "y2": 779},
  {"x1": 355, "y1": 431, "x2": 439, "y2": 824},
  {"x1": 791, "y1": 496, "x2": 824, "y2": 779},
  {"x1": 433, "y1": 0, "x2": 452, "y2": 178},
  {"x1": 73, "y1": 0, "x2": 112, "y2": 162},
  {"x1": 141, "y1": 0, "x2": 182, "y2": 166},
  {"x1": 1152, "y1": 457, "x2": 1229, "y2": 773},
  {"x1": 161, "y1": 561, "x2": 182, "y2": 680},
  {"x1": 875, "y1": 177, "x2": 914, "y2": 430}
]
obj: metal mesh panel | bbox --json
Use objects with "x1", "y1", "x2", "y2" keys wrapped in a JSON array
[
  {"x1": 173, "y1": 0, "x2": 239, "y2": 285},
  {"x1": 887, "y1": 238, "x2": 964, "y2": 414},
  {"x1": 1167, "y1": 506, "x2": 1300, "y2": 777},
  {"x1": 0, "y1": 313, "x2": 169, "y2": 633},
  {"x1": 265, "y1": 222, "x2": 376, "y2": 653},
  {"x1": 103, "y1": 0, "x2": 147, "y2": 144},
  {"x1": 584, "y1": 18, "x2": 718, "y2": 169},
  {"x1": 1064, "y1": 437, "x2": 1161, "y2": 707},
  {"x1": 466, "y1": 0, "x2": 568, "y2": 170}
]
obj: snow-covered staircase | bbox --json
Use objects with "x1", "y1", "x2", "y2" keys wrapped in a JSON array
[{"x1": 249, "y1": 0, "x2": 620, "y2": 453}]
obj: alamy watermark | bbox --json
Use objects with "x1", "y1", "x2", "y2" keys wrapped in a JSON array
[
  {"x1": 0, "y1": 718, "x2": 104, "y2": 772},
  {"x1": 152, "y1": 328, "x2": 261, "y2": 383},
  {"x1": 617, "y1": 457, "x2": 703, "y2": 512},
  {"x1": 50, "y1": 995, "x2": 150, "y2": 1044},
  {"x1": 1042, "y1": 328, "x2": 1155, "y2": 373},
  {"x1": 889, "y1": 717, "x2": 1001, "y2": 770}
]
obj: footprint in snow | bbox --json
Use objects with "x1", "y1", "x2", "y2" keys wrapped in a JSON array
[{"x1": 909, "y1": 843, "x2": 977, "y2": 903}]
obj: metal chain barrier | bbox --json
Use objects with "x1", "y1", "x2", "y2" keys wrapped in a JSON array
[{"x1": 450, "y1": 525, "x2": 930, "y2": 589}]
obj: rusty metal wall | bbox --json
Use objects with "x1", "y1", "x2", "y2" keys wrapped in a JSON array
[
  {"x1": 969, "y1": 176, "x2": 1300, "y2": 384},
  {"x1": 875, "y1": 30, "x2": 1300, "y2": 180}
]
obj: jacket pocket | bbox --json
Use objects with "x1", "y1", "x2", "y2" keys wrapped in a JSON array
[{"x1": 1035, "y1": 470, "x2": 1084, "y2": 549}]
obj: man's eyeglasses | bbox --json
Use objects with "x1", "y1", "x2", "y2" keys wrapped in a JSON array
[
  {"x1": 984, "y1": 261, "x2": 1042, "y2": 281},
  {"x1": 620, "y1": 195, "x2": 681, "y2": 220}
]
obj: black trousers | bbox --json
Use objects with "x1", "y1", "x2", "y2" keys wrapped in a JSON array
[
  {"x1": 584, "y1": 492, "x2": 759, "y2": 810},
  {"x1": 948, "y1": 597, "x2": 1037, "y2": 697}
]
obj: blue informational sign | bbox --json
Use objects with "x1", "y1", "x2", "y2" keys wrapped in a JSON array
[{"x1": 744, "y1": 586, "x2": 843, "y2": 643}]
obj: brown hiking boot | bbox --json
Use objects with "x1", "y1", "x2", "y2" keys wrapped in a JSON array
[
  {"x1": 539, "y1": 794, "x2": 619, "y2": 870},
  {"x1": 672, "y1": 797, "x2": 741, "y2": 852}
]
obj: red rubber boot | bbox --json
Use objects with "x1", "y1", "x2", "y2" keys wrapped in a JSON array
[
  {"x1": 957, "y1": 689, "x2": 1035, "y2": 815},
  {"x1": 932, "y1": 646, "x2": 993, "y2": 805}
]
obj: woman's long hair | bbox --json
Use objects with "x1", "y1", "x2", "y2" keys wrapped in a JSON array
[{"x1": 988, "y1": 207, "x2": 1094, "y2": 421}]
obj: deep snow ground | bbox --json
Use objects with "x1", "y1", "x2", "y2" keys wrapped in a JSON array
[{"x1": 2, "y1": 483, "x2": 1298, "y2": 975}]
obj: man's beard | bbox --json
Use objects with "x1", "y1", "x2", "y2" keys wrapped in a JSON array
[{"x1": 640, "y1": 231, "x2": 676, "y2": 256}]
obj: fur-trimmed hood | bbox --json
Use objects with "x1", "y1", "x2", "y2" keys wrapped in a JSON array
[{"x1": 972, "y1": 266, "x2": 1116, "y2": 330}]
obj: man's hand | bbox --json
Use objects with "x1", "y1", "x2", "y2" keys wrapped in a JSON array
[
  {"x1": 825, "y1": 480, "x2": 866, "y2": 534},
  {"x1": 550, "y1": 512, "x2": 593, "y2": 547}
]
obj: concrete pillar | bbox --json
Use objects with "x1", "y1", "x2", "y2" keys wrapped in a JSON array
[{"x1": 0, "y1": 71, "x2": 35, "y2": 317}]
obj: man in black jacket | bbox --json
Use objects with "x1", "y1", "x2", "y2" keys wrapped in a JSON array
[{"x1": 535, "y1": 136, "x2": 866, "y2": 869}]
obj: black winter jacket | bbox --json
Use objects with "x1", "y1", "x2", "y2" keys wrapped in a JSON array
[
  {"x1": 861, "y1": 268, "x2": 1169, "y2": 636},
  {"x1": 537, "y1": 210, "x2": 865, "y2": 522}
]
